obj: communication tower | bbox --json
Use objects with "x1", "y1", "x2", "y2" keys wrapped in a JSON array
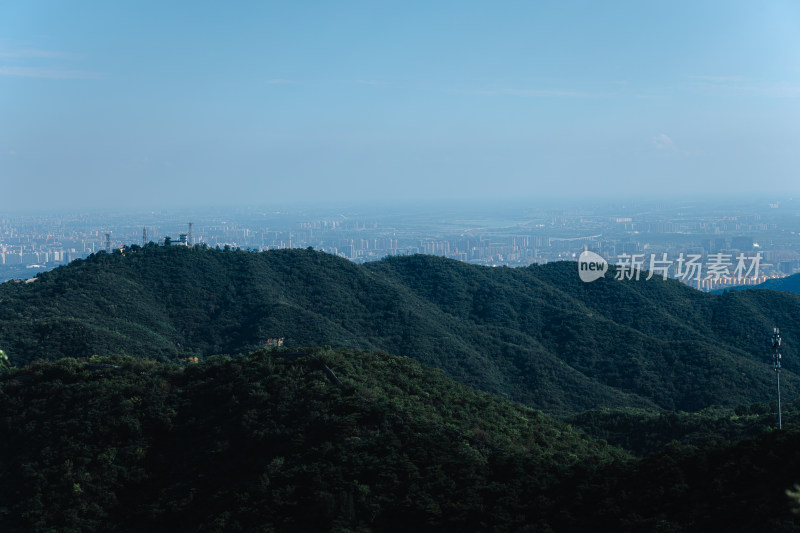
[{"x1": 772, "y1": 327, "x2": 783, "y2": 430}]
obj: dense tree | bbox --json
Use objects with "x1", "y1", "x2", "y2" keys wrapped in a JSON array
[
  {"x1": 0, "y1": 349, "x2": 622, "y2": 532},
  {"x1": 2, "y1": 247, "x2": 800, "y2": 530},
  {"x1": 0, "y1": 246, "x2": 796, "y2": 417},
  {"x1": 1, "y1": 349, "x2": 798, "y2": 532}
]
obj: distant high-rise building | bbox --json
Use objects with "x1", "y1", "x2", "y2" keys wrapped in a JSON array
[{"x1": 731, "y1": 236, "x2": 754, "y2": 250}]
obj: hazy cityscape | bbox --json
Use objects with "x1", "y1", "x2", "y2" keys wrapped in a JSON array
[{"x1": 3, "y1": 197, "x2": 798, "y2": 290}]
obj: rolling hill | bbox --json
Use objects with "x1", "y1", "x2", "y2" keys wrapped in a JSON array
[
  {"x1": 0, "y1": 348, "x2": 623, "y2": 532},
  {"x1": 0, "y1": 244, "x2": 797, "y2": 415},
  {"x1": 725, "y1": 273, "x2": 800, "y2": 295},
  {"x1": 1, "y1": 349, "x2": 798, "y2": 532}
]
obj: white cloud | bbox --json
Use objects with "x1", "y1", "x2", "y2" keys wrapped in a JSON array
[
  {"x1": 266, "y1": 79, "x2": 391, "y2": 87},
  {"x1": 653, "y1": 133, "x2": 674, "y2": 149},
  {"x1": 0, "y1": 48, "x2": 80, "y2": 60},
  {"x1": 354, "y1": 79, "x2": 390, "y2": 86},
  {"x1": 0, "y1": 66, "x2": 100, "y2": 79},
  {"x1": 477, "y1": 88, "x2": 598, "y2": 98},
  {"x1": 756, "y1": 82, "x2": 800, "y2": 98},
  {"x1": 690, "y1": 75, "x2": 800, "y2": 98},
  {"x1": 691, "y1": 75, "x2": 745, "y2": 84},
  {"x1": 0, "y1": 45, "x2": 96, "y2": 79}
]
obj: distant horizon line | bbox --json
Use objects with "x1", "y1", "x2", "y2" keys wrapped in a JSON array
[{"x1": 1, "y1": 193, "x2": 797, "y2": 217}]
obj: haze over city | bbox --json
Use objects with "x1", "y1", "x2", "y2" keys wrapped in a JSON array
[{"x1": 2, "y1": 1, "x2": 800, "y2": 211}]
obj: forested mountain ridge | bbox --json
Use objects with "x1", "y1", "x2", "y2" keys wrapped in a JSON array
[
  {"x1": 1, "y1": 349, "x2": 798, "y2": 532},
  {"x1": 0, "y1": 348, "x2": 623, "y2": 532},
  {"x1": 0, "y1": 244, "x2": 797, "y2": 415},
  {"x1": 722, "y1": 272, "x2": 800, "y2": 295}
]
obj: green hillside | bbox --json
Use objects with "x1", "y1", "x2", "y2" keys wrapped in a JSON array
[
  {"x1": 557, "y1": 427, "x2": 800, "y2": 532},
  {"x1": 0, "y1": 348, "x2": 621, "y2": 532},
  {"x1": 0, "y1": 244, "x2": 797, "y2": 415},
  {"x1": 1, "y1": 349, "x2": 798, "y2": 532},
  {"x1": 731, "y1": 273, "x2": 800, "y2": 294},
  {"x1": 565, "y1": 404, "x2": 792, "y2": 457}
]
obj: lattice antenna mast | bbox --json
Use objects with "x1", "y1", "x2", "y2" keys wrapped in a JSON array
[
  {"x1": 188, "y1": 222, "x2": 193, "y2": 246},
  {"x1": 142, "y1": 227, "x2": 148, "y2": 247},
  {"x1": 772, "y1": 327, "x2": 782, "y2": 430}
]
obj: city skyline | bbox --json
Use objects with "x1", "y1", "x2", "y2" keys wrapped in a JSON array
[{"x1": 3, "y1": 197, "x2": 800, "y2": 292}]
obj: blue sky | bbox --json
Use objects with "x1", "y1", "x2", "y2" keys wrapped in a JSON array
[{"x1": 1, "y1": 1, "x2": 799, "y2": 210}]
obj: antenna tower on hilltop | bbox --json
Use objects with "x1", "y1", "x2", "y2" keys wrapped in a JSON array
[{"x1": 772, "y1": 327, "x2": 783, "y2": 430}]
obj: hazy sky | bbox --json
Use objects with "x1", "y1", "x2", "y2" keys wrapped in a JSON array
[{"x1": 1, "y1": 1, "x2": 799, "y2": 211}]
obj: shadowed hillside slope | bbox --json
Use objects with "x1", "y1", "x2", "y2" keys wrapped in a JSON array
[
  {"x1": 0, "y1": 348, "x2": 622, "y2": 532},
  {"x1": 720, "y1": 272, "x2": 800, "y2": 295},
  {"x1": 1, "y1": 349, "x2": 799, "y2": 532},
  {"x1": 0, "y1": 245, "x2": 797, "y2": 414}
]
